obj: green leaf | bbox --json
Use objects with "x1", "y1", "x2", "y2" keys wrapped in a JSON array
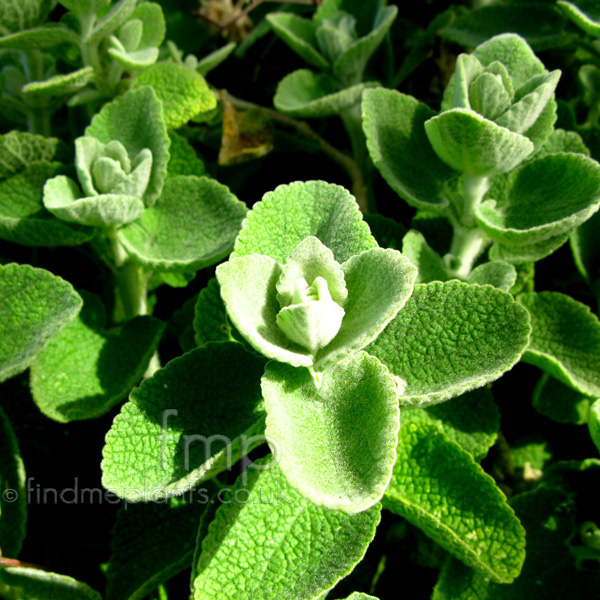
[
  {"x1": 0, "y1": 24, "x2": 78, "y2": 49},
  {"x1": 166, "y1": 132, "x2": 205, "y2": 178},
  {"x1": 363, "y1": 213, "x2": 406, "y2": 250},
  {"x1": 467, "y1": 261, "x2": 517, "y2": 292},
  {"x1": 0, "y1": 162, "x2": 94, "y2": 247},
  {"x1": 102, "y1": 343, "x2": 266, "y2": 501},
  {"x1": 367, "y1": 281, "x2": 531, "y2": 406},
  {"x1": 43, "y1": 175, "x2": 145, "y2": 228},
  {"x1": 106, "y1": 492, "x2": 215, "y2": 600},
  {"x1": 402, "y1": 229, "x2": 449, "y2": 284},
  {"x1": 30, "y1": 292, "x2": 164, "y2": 423},
  {"x1": 489, "y1": 232, "x2": 569, "y2": 264},
  {"x1": 386, "y1": 422, "x2": 525, "y2": 583},
  {"x1": 0, "y1": 567, "x2": 101, "y2": 600},
  {"x1": 559, "y1": 0, "x2": 600, "y2": 37},
  {"x1": 88, "y1": 0, "x2": 137, "y2": 44},
  {"x1": 510, "y1": 437, "x2": 552, "y2": 471},
  {"x1": 518, "y1": 291, "x2": 600, "y2": 397},
  {"x1": 85, "y1": 86, "x2": 170, "y2": 206},
  {"x1": 425, "y1": 109, "x2": 534, "y2": 177},
  {"x1": 233, "y1": 180, "x2": 377, "y2": 263},
  {"x1": 22, "y1": 66, "x2": 94, "y2": 97},
  {"x1": 193, "y1": 278, "x2": 234, "y2": 347},
  {"x1": 476, "y1": 153, "x2": 600, "y2": 247},
  {"x1": 536, "y1": 128, "x2": 590, "y2": 158},
  {"x1": 533, "y1": 373, "x2": 592, "y2": 425},
  {"x1": 0, "y1": 131, "x2": 58, "y2": 180},
  {"x1": 274, "y1": 69, "x2": 377, "y2": 118},
  {"x1": 118, "y1": 175, "x2": 246, "y2": 272},
  {"x1": 262, "y1": 352, "x2": 399, "y2": 513},
  {"x1": 0, "y1": 0, "x2": 51, "y2": 33},
  {"x1": 571, "y1": 208, "x2": 600, "y2": 284},
  {"x1": 266, "y1": 13, "x2": 328, "y2": 70},
  {"x1": 134, "y1": 63, "x2": 216, "y2": 129},
  {"x1": 0, "y1": 263, "x2": 82, "y2": 382},
  {"x1": 0, "y1": 406, "x2": 26, "y2": 558},
  {"x1": 401, "y1": 387, "x2": 500, "y2": 460},
  {"x1": 589, "y1": 399, "x2": 600, "y2": 454},
  {"x1": 192, "y1": 459, "x2": 381, "y2": 600},
  {"x1": 442, "y1": 4, "x2": 571, "y2": 51},
  {"x1": 339, "y1": 595, "x2": 379, "y2": 600},
  {"x1": 362, "y1": 88, "x2": 455, "y2": 209},
  {"x1": 58, "y1": 0, "x2": 109, "y2": 16},
  {"x1": 195, "y1": 42, "x2": 236, "y2": 76}
]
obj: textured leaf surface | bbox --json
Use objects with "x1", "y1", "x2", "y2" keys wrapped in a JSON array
[
  {"x1": 367, "y1": 281, "x2": 530, "y2": 406},
  {"x1": 0, "y1": 131, "x2": 58, "y2": 179},
  {"x1": 467, "y1": 261, "x2": 517, "y2": 292},
  {"x1": 0, "y1": 567, "x2": 101, "y2": 599},
  {"x1": 233, "y1": 180, "x2": 376, "y2": 263},
  {"x1": 134, "y1": 63, "x2": 216, "y2": 129},
  {"x1": 385, "y1": 422, "x2": 525, "y2": 583},
  {"x1": 589, "y1": 399, "x2": 600, "y2": 454},
  {"x1": 262, "y1": 352, "x2": 399, "y2": 513},
  {"x1": 118, "y1": 175, "x2": 246, "y2": 271},
  {"x1": 102, "y1": 343, "x2": 266, "y2": 501},
  {"x1": 166, "y1": 132, "x2": 205, "y2": 178},
  {"x1": 193, "y1": 278, "x2": 234, "y2": 347},
  {"x1": 536, "y1": 128, "x2": 590, "y2": 157},
  {"x1": 571, "y1": 208, "x2": 600, "y2": 284},
  {"x1": 193, "y1": 460, "x2": 381, "y2": 600},
  {"x1": 401, "y1": 387, "x2": 500, "y2": 460},
  {"x1": 0, "y1": 263, "x2": 82, "y2": 382},
  {"x1": 363, "y1": 213, "x2": 406, "y2": 250},
  {"x1": 22, "y1": 66, "x2": 94, "y2": 97},
  {"x1": 402, "y1": 229, "x2": 449, "y2": 284},
  {"x1": 489, "y1": 231, "x2": 569, "y2": 264},
  {"x1": 85, "y1": 86, "x2": 169, "y2": 206},
  {"x1": 519, "y1": 291, "x2": 600, "y2": 396},
  {"x1": 30, "y1": 292, "x2": 164, "y2": 423},
  {"x1": 0, "y1": 23, "x2": 77, "y2": 48},
  {"x1": 533, "y1": 373, "x2": 592, "y2": 425},
  {"x1": 362, "y1": 88, "x2": 453, "y2": 209},
  {"x1": 0, "y1": 0, "x2": 51, "y2": 32},
  {"x1": 0, "y1": 406, "x2": 26, "y2": 558}
]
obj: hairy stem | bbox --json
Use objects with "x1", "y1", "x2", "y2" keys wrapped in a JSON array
[{"x1": 22, "y1": 50, "x2": 52, "y2": 136}]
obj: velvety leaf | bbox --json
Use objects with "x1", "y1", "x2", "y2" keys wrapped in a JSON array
[
  {"x1": 0, "y1": 263, "x2": 82, "y2": 382},
  {"x1": 518, "y1": 291, "x2": 600, "y2": 397},
  {"x1": 362, "y1": 88, "x2": 454, "y2": 209},
  {"x1": 489, "y1": 232, "x2": 569, "y2": 264},
  {"x1": 558, "y1": 0, "x2": 600, "y2": 37},
  {"x1": 266, "y1": 13, "x2": 328, "y2": 70},
  {"x1": 570, "y1": 209, "x2": 600, "y2": 284},
  {"x1": 0, "y1": 162, "x2": 94, "y2": 247},
  {"x1": 130, "y1": 2, "x2": 165, "y2": 49},
  {"x1": 401, "y1": 387, "x2": 500, "y2": 460},
  {"x1": 30, "y1": 292, "x2": 164, "y2": 423},
  {"x1": 476, "y1": 153, "x2": 600, "y2": 247},
  {"x1": 85, "y1": 86, "x2": 170, "y2": 206},
  {"x1": 0, "y1": 406, "x2": 26, "y2": 558},
  {"x1": 0, "y1": 0, "x2": 51, "y2": 33},
  {"x1": 467, "y1": 261, "x2": 517, "y2": 292},
  {"x1": 192, "y1": 459, "x2": 381, "y2": 600},
  {"x1": 536, "y1": 128, "x2": 590, "y2": 158},
  {"x1": 119, "y1": 175, "x2": 246, "y2": 272},
  {"x1": 385, "y1": 422, "x2": 525, "y2": 583},
  {"x1": 0, "y1": 131, "x2": 58, "y2": 179},
  {"x1": 402, "y1": 229, "x2": 449, "y2": 284},
  {"x1": 22, "y1": 66, "x2": 94, "y2": 97},
  {"x1": 108, "y1": 47, "x2": 159, "y2": 70},
  {"x1": 367, "y1": 281, "x2": 531, "y2": 406},
  {"x1": 262, "y1": 352, "x2": 399, "y2": 513},
  {"x1": 166, "y1": 132, "x2": 205, "y2": 177},
  {"x1": 58, "y1": 0, "x2": 109, "y2": 16},
  {"x1": 134, "y1": 63, "x2": 216, "y2": 129},
  {"x1": 44, "y1": 175, "x2": 145, "y2": 228},
  {"x1": 510, "y1": 437, "x2": 552, "y2": 471},
  {"x1": 533, "y1": 373, "x2": 592, "y2": 425},
  {"x1": 589, "y1": 399, "x2": 600, "y2": 454},
  {"x1": 193, "y1": 278, "x2": 234, "y2": 347},
  {"x1": 102, "y1": 343, "x2": 266, "y2": 501},
  {"x1": 233, "y1": 180, "x2": 377, "y2": 263},
  {"x1": 340, "y1": 595, "x2": 379, "y2": 600},
  {"x1": 274, "y1": 69, "x2": 376, "y2": 118},
  {"x1": 0, "y1": 567, "x2": 101, "y2": 600},
  {"x1": 0, "y1": 24, "x2": 78, "y2": 49},
  {"x1": 363, "y1": 213, "x2": 406, "y2": 250},
  {"x1": 88, "y1": 0, "x2": 137, "y2": 44}
]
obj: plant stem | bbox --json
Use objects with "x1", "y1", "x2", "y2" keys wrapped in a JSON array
[
  {"x1": 460, "y1": 173, "x2": 489, "y2": 228},
  {"x1": 22, "y1": 50, "x2": 52, "y2": 136},
  {"x1": 446, "y1": 226, "x2": 488, "y2": 279}
]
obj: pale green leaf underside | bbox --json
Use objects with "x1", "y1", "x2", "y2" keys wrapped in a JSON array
[
  {"x1": 385, "y1": 422, "x2": 525, "y2": 583},
  {"x1": 22, "y1": 66, "x2": 94, "y2": 97},
  {"x1": 467, "y1": 261, "x2": 517, "y2": 292},
  {"x1": 362, "y1": 88, "x2": 453, "y2": 209},
  {"x1": 0, "y1": 263, "x2": 82, "y2": 382},
  {"x1": 193, "y1": 459, "x2": 381, "y2": 600},
  {"x1": 0, "y1": 131, "x2": 58, "y2": 179},
  {"x1": 589, "y1": 399, "x2": 600, "y2": 454},
  {"x1": 533, "y1": 373, "x2": 592, "y2": 425},
  {"x1": 0, "y1": 24, "x2": 78, "y2": 49},
  {"x1": 367, "y1": 281, "x2": 531, "y2": 406},
  {"x1": 518, "y1": 291, "x2": 600, "y2": 397},
  {"x1": 489, "y1": 231, "x2": 569, "y2": 264},
  {"x1": 102, "y1": 343, "x2": 265, "y2": 501},
  {"x1": 263, "y1": 352, "x2": 399, "y2": 513},
  {"x1": 30, "y1": 292, "x2": 164, "y2": 423},
  {"x1": 118, "y1": 175, "x2": 247, "y2": 272},
  {"x1": 233, "y1": 180, "x2": 377, "y2": 263},
  {"x1": 402, "y1": 229, "x2": 449, "y2": 284}
]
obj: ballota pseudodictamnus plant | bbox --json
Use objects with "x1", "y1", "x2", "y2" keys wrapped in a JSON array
[{"x1": 2, "y1": 0, "x2": 600, "y2": 599}]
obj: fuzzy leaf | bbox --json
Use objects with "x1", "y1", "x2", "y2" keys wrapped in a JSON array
[
  {"x1": 102, "y1": 343, "x2": 266, "y2": 501},
  {"x1": 590, "y1": 399, "x2": 600, "y2": 454},
  {"x1": 0, "y1": 263, "x2": 82, "y2": 382},
  {"x1": 533, "y1": 373, "x2": 592, "y2": 425},
  {"x1": 0, "y1": 131, "x2": 58, "y2": 179},
  {"x1": 192, "y1": 459, "x2": 381, "y2": 600},
  {"x1": 193, "y1": 278, "x2": 234, "y2": 347},
  {"x1": 166, "y1": 132, "x2": 205, "y2": 177},
  {"x1": 386, "y1": 422, "x2": 525, "y2": 583},
  {"x1": 274, "y1": 69, "x2": 377, "y2": 118},
  {"x1": 362, "y1": 88, "x2": 455, "y2": 209},
  {"x1": 118, "y1": 175, "x2": 246, "y2": 272},
  {"x1": 570, "y1": 209, "x2": 600, "y2": 284},
  {"x1": 518, "y1": 291, "x2": 600, "y2": 397},
  {"x1": 489, "y1": 232, "x2": 569, "y2": 264},
  {"x1": 262, "y1": 352, "x2": 399, "y2": 513},
  {"x1": 0, "y1": 24, "x2": 78, "y2": 49},
  {"x1": 558, "y1": 0, "x2": 600, "y2": 37},
  {"x1": 467, "y1": 261, "x2": 517, "y2": 292},
  {"x1": 0, "y1": 0, "x2": 51, "y2": 33},
  {"x1": 134, "y1": 63, "x2": 216, "y2": 129},
  {"x1": 537, "y1": 128, "x2": 589, "y2": 157},
  {"x1": 233, "y1": 180, "x2": 377, "y2": 263},
  {"x1": 401, "y1": 387, "x2": 500, "y2": 460},
  {"x1": 363, "y1": 213, "x2": 406, "y2": 250},
  {"x1": 30, "y1": 292, "x2": 164, "y2": 423},
  {"x1": 88, "y1": 0, "x2": 137, "y2": 44},
  {"x1": 22, "y1": 66, "x2": 94, "y2": 97},
  {"x1": 0, "y1": 406, "x2": 26, "y2": 558},
  {"x1": 367, "y1": 281, "x2": 531, "y2": 406},
  {"x1": 196, "y1": 42, "x2": 236, "y2": 76},
  {"x1": 402, "y1": 229, "x2": 449, "y2": 284},
  {"x1": 85, "y1": 86, "x2": 169, "y2": 206}
]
